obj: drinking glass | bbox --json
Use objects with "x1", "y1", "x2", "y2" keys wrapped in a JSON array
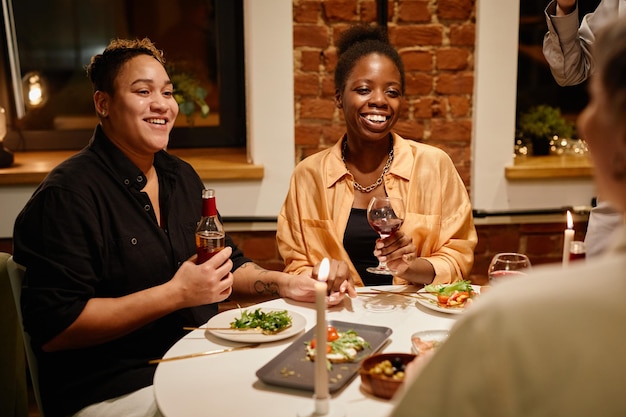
[
  {"x1": 366, "y1": 196, "x2": 405, "y2": 275},
  {"x1": 569, "y1": 241, "x2": 586, "y2": 262},
  {"x1": 488, "y1": 253, "x2": 532, "y2": 283}
]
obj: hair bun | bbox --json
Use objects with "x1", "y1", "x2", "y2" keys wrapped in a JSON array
[{"x1": 337, "y1": 25, "x2": 389, "y2": 56}]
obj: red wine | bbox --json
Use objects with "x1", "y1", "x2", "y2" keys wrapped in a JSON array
[
  {"x1": 196, "y1": 231, "x2": 225, "y2": 264},
  {"x1": 488, "y1": 270, "x2": 526, "y2": 281},
  {"x1": 369, "y1": 218, "x2": 403, "y2": 238},
  {"x1": 569, "y1": 252, "x2": 586, "y2": 262},
  {"x1": 569, "y1": 241, "x2": 586, "y2": 262}
]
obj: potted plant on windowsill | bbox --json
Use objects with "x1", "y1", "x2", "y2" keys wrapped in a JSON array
[
  {"x1": 167, "y1": 65, "x2": 210, "y2": 126},
  {"x1": 517, "y1": 105, "x2": 576, "y2": 156}
]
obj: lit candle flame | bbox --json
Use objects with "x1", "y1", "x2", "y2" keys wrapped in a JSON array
[
  {"x1": 566, "y1": 210, "x2": 573, "y2": 229},
  {"x1": 318, "y1": 258, "x2": 330, "y2": 282}
]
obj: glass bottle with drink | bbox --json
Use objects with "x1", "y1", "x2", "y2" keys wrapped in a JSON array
[{"x1": 196, "y1": 188, "x2": 225, "y2": 264}]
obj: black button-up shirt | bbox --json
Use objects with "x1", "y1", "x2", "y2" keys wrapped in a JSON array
[{"x1": 13, "y1": 126, "x2": 250, "y2": 417}]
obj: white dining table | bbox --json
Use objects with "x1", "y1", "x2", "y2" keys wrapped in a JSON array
[{"x1": 153, "y1": 285, "x2": 461, "y2": 417}]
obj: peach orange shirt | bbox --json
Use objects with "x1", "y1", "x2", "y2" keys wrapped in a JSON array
[{"x1": 277, "y1": 133, "x2": 477, "y2": 286}]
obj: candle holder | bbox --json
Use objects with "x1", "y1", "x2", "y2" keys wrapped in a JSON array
[
  {"x1": 0, "y1": 144, "x2": 13, "y2": 168},
  {"x1": 0, "y1": 106, "x2": 14, "y2": 168},
  {"x1": 298, "y1": 396, "x2": 346, "y2": 417}
]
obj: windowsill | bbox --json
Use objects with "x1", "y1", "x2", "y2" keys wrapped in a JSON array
[
  {"x1": 505, "y1": 155, "x2": 593, "y2": 180},
  {"x1": 0, "y1": 148, "x2": 264, "y2": 185}
]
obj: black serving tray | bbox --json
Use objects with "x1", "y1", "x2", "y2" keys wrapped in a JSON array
[{"x1": 255, "y1": 320, "x2": 392, "y2": 393}]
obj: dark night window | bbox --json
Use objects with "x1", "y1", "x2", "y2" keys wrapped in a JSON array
[
  {"x1": 0, "y1": 0, "x2": 245, "y2": 150},
  {"x1": 517, "y1": 0, "x2": 600, "y2": 125}
]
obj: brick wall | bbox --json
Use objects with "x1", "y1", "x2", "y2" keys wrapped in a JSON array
[
  {"x1": 470, "y1": 220, "x2": 588, "y2": 285},
  {"x1": 228, "y1": 214, "x2": 587, "y2": 284},
  {"x1": 293, "y1": 0, "x2": 476, "y2": 186},
  {"x1": 230, "y1": 219, "x2": 589, "y2": 286},
  {"x1": 0, "y1": 217, "x2": 588, "y2": 286}
]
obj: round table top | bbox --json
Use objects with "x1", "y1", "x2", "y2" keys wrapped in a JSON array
[{"x1": 153, "y1": 285, "x2": 461, "y2": 417}]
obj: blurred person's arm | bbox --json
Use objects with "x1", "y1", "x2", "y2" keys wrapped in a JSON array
[
  {"x1": 543, "y1": 0, "x2": 617, "y2": 86},
  {"x1": 543, "y1": 0, "x2": 591, "y2": 86},
  {"x1": 231, "y1": 260, "x2": 356, "y2": 307}
]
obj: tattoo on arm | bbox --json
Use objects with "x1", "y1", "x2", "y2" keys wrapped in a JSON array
[
  {"x1": 239, "y1": 263, "x2": 277, "y2": 295},
  {"x1": 239, "y1": 262, "x2": 268, "y2": 273},
  {"x1": 254, "y1": 280, "x2": 280, "y2": 296}
]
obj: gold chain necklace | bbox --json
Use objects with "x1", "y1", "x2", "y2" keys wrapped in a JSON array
[{"x1": 341, "y1": 137, "x2": 394, "y2": 193}]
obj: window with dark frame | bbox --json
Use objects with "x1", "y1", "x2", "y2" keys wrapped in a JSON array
[
  {"x1": 516, "y1": 0, "x2": 601, "y2": 129},
  {"x1": 0, "y1": 0, "x2": 245, "y2": 151}
]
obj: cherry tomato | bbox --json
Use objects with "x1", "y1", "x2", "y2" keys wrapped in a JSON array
[
  {"x1": 327, "y1": 325, "x2": 339, "y2": 342},
  {"x1": 310, "y1": 325, "x2": 340, "y2": 350},
  {"x1": 437, "y1": 294, "x2": 450, "y2": 305},
  {"x1": 309, "y1": 339, "x2": 332, "y2": 352}
]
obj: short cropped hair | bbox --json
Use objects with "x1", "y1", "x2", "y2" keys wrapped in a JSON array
[{"x1": 86, "y1": 38, "x2": 165, "y2": 95}]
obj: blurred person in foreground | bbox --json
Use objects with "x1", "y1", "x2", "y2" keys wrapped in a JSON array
[
  {"x1": 543, "y1": 0, "x2": 625, "y2": 257},
  {"x1": 389, "y1": 18, "x2": 626, "y2": 417},
  {"x1": 277, "y1": 25, "x2": 477, "y2": 287},
  {"x1": 12, "y1": 38, "x2": 353, "y2": 417}
]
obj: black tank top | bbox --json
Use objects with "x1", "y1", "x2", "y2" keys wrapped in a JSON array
[{"x1": 343, "y1": 208, "x2": 393, "y2": 286}]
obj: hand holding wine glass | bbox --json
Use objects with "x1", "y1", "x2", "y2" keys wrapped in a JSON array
[{"x1": 366, "y1": 196, "x2": 405, "y2": 275}]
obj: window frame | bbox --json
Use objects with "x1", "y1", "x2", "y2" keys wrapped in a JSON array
[{"x1": 471, "y1": 0, "x2": 596, "y2": 213}]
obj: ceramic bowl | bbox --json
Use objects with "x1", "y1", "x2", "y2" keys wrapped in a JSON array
[
  {"x1": 359, "y1": 353, "x2": 416, "y2": 399},
  {"x1": 410, "y1": 330, "x2": 449, "y2": 354}
]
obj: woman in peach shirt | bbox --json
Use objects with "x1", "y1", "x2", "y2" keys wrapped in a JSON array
[{"x1": 277, "y1": 25, "x2": 477, "y2": 287}]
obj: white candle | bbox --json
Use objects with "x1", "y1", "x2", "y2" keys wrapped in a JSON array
[
  {"x1": 562, "y1": 210, "x2": 574, "y2": 267},
  {"x1": 314, "y1": 258, "x2": 330, "y2": 414}
]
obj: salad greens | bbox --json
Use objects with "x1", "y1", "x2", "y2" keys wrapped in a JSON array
[
  {"x1": 230, "y1": 308, "x2": 292, "y2": 334},
  {"x1": 424, "y1": 280, "x2": 474, "y2": 295}
]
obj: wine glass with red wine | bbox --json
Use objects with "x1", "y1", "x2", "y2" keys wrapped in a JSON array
[
  {"x1": 366, "y1": 196, "x2": 405, "y2": 275},
  {"x1": 487, "y1": 253, "x2": 532, "y2": 283}
]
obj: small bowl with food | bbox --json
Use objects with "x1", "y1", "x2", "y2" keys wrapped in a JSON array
[
  {"x1": 410, "y1": 330, "x2": 449, "y2": 355},
  {"x1": 359, "y1": 353, "x2": 416, "y2": 399}
]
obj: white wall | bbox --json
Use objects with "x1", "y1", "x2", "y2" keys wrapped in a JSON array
[
  {"x1": 472, "y1": 0, "x2": 596, "y2": 213},
  {"x1": 0, "y1": 0, "x2": 294, "y2": 237},
  {"x1": 207, "y1": 0, "x2": 294, "y2": 218}
]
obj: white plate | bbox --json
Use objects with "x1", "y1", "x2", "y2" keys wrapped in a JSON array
[
  {"x1": 415, "y1": 285, "x2": 481, "y2": 315},
  {"x1": 204, "y1": 308, "x2": 306, "y2": 343},
  {"x1": 410, "y1": 330, "x2": 449, "y2": 354}
]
